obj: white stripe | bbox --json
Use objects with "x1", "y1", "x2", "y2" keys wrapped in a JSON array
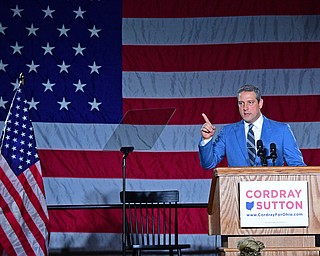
[
  {"x1": 45, "y1": 178, "x2": 211, "y2": 205},
  {"x1": 1, "y1": 121, "x2": 317, "y2": 151},
  {"x1": 33, "y1": 122, "x2": 320, "y2": 150},
  {"x1": 123, "y1": 69, "x2": 320, "y2": 98},
  {"x1": 49, "y1": 232, "x2": 220, "y2": 252},
  {"x1": 123, "y1": 16, "x2": 320, "y2": 45}
]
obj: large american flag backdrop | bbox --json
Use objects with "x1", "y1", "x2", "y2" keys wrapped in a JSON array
[{"x1": 1, "y1": 0, "x2": 320, "y2": 253}]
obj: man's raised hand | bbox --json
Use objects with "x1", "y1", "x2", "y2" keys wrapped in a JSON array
[{"x1": 201, "y1": 113, "x2": 216, "y2": 139}]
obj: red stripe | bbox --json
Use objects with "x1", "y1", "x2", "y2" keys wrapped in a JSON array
[
  {"x1": 18, "y1": 173, "x2": 48, "y2": 254},
  {"x1": 19, "y1": 170, "x2": 49, "y2": 240},
  {"x1": 300, "y1": 149, "x2": 320, "y2": 166},
  {"x1": 40, "y1": 150, "x2": 210, "y2": 179},
  {"x1": 0, "y1": 168, "x2": 44, "y2": 255},
  {"x1": 123, "y1": 0, "x2": 320, "y2": 18},
  {"x1": 0, "y1": 225, "x2": 16, "y2": 256},
  {"x1": 0, "y1": 192, "x2": 34, "y2": 256},
  {"x1": 49, "y1": 207, "x2": 207, "y2": 234},
  {"x1": 40, "y1": 149, "x2": 320, "y2": 179},
  {"x1": 21, "y1": 167, "x2": 48, "y2": 223},
  {"x1": 123, "y1": 43, "x2": 320, "y2": 72},
  {"x1": 122, "y1": 107, "x2": 176, "y2": 125},
  {"x1": 30, "y1": 164, "x2": 46, "y2": 196},
  {"x1": 123, "y1": 95, "x2": 320, "y2": 124}
]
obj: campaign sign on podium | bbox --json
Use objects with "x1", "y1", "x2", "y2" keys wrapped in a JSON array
[{"x1": 239, "y1": 180, "x2": 309, "y2": 228}]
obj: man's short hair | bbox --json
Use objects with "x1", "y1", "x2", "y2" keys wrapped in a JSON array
[{"x1": 237, "y1": 84, "x2": 262, "y2": 101}]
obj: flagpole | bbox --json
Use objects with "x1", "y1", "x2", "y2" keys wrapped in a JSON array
[{"x1": 19, "y1": 72, "x2": 25, "y2": 86}]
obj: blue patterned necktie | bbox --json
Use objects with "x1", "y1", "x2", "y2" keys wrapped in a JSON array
[{"x1": 247, "y1": 124, "x2": 256, "y2": 166}]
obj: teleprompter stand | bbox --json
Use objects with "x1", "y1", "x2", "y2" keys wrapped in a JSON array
[{"x1": 104, "y1": 108, "x2": 175, "y2": 256}]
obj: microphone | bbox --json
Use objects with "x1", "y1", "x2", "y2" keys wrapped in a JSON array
[
  {"x1": 269, "y1": 143, "x2": 277, "y2": 166},
  {"x1": 257, "y1": 140, "x2": 263, "y2": 155},
  {"x1": 257, "y1": 140, "x2": 267, "y2": 166}
]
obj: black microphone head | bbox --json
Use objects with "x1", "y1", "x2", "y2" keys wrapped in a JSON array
[
  {"x1": 270, "y1": 143, "x2": 277, "y2": 159},
  {"x1": 257, "y1": 140, "x2": 266, "y2": 158}
]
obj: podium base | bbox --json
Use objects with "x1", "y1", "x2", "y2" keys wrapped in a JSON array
[
  {"x1": 218, "y1": 247, "x2": 320, "y2": 256},
  {"x1": 219, "y1": 235, "x2": 320, "y2": 256}
]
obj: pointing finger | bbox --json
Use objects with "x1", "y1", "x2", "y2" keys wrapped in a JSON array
[{"x1": 202, "y1": 113, "x2": 212, "y2": 125}]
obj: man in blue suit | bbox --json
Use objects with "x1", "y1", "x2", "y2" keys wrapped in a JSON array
[{"x1": 198, "y1": 84, "x2": 306, "y2": 169}]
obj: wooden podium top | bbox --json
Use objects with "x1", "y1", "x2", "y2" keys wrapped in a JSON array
[{"x1": 215, "y1": 166, "x2": 320, "y2": 176}]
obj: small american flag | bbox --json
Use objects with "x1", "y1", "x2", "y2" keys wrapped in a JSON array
[{"x1": 0, "y1": 82, "x2": 49, "y2": 255}]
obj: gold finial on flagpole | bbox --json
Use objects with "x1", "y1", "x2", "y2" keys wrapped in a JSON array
[{"x1": 19, "y1": 72, "x2": 25, "y2": 86}]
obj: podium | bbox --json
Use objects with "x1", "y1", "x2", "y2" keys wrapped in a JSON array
[{"x1": 208, "y1": 166, "x2": 320, "y2": 256}]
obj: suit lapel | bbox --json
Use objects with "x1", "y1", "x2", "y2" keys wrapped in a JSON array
[
  {"x1": 260, "y1": 116, "x2": 271, "y2": 141},
  {"x1": 234, "y1": 121, "x2": 248, "y2": 162}
]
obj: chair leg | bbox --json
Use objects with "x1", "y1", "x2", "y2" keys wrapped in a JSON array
[{"x1": 177, "y1": 249, "x2": 182, "y2": 256}]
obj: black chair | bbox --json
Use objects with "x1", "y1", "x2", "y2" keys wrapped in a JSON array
[{"x1": 120, "y1": 190, "x2": 191, "y2": 256}]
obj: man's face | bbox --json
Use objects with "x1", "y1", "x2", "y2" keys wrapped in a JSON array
[{"x1": 238, "y1": 91, "x2": 263, "y2": 123}]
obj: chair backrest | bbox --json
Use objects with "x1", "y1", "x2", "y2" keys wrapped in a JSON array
[{"x1": 120, "y1": 190, "x2": 180, "y2": 248}]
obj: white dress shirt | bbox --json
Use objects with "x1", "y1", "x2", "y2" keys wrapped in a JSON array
[{"x1": 245, "y1": 114, "x2": 264, "y2": 150}]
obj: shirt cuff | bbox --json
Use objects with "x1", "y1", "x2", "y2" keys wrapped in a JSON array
[{"x1": 200, "y1": 137, "x2": 212, "y2": 146}]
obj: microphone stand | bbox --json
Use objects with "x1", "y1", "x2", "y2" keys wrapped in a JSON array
[
  {"x1": 121, "y1": 146, "x2": 134, "y2": 256},
  {"x1": 257, "y1": 148, "x2": 268, "y2": 166},
  {"x1": 258, "y1": 152, "x2": 279, "y2": 166},
  {"x1": 269, "y1": 153, "x2": 277, "y2": 166},
  {"x1": 257, "y1": 140, "x2": 278, "y2": 166}
]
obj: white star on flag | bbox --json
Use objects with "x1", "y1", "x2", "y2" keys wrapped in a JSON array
[
  {"x1": 27, "y1": 97, "x2": 40, "y2": 110},
  {"x1": 26, "y1": 60, "x2": 40, "y2": 73},
  {"x1": 73, "y1": 43, "x2": 85, "y2": 56},
  {"x1": 42, "y1": 79, "x2": 55, "y2": 92},
  {"x1": 57, "y1": 97, "x2": 71, "y2": 110},
  {"x1": 26, "y1": 23, "x2": 39, "y2": 36},
  {"x1": 42, "y1": 42, "x2": 55, "y2": 55},
  {"x1": 11, "y1": 4, "x2": 23, "y2": 17},
  {"x1": 88, "y1": 98, "x2": 102, "y2": 111},
  {"x1": 0, "y1": 22, "x2": 7, "y2": 34},
  {"x1": 0, "y1": 59, "x2": 8, "y2": 71},
  {"x1": 57, "y1": 24, "x2": 70, "y2": 37},
  {"x1": 74, "y1": 7, "x2": 86, "y2": 19},
  {"x1": 88, "y1": 61, "x2": 101, "y2": 74},
  {"x1": 73, "y1": 79, "x2": 86, "y2": 92},
  {"x1": 42, "y1": 5, "x2": 55, "y2": 18},
  {"x1": 11, "y1": 42, "x2": 24, "y2": 55},
  {"x1": 89, "y1": 25, "x2": 101, "y2": 38},
  {"x1": 0, "y1": 96, "x2": 8, "y2": 109},
  {"x1": 57, "y1": 61, "x2": 70, "y2": 73}
]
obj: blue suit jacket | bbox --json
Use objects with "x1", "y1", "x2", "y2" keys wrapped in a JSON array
[{"x1": 198, "y1": 116, "x2": 306, "y2": 169}]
